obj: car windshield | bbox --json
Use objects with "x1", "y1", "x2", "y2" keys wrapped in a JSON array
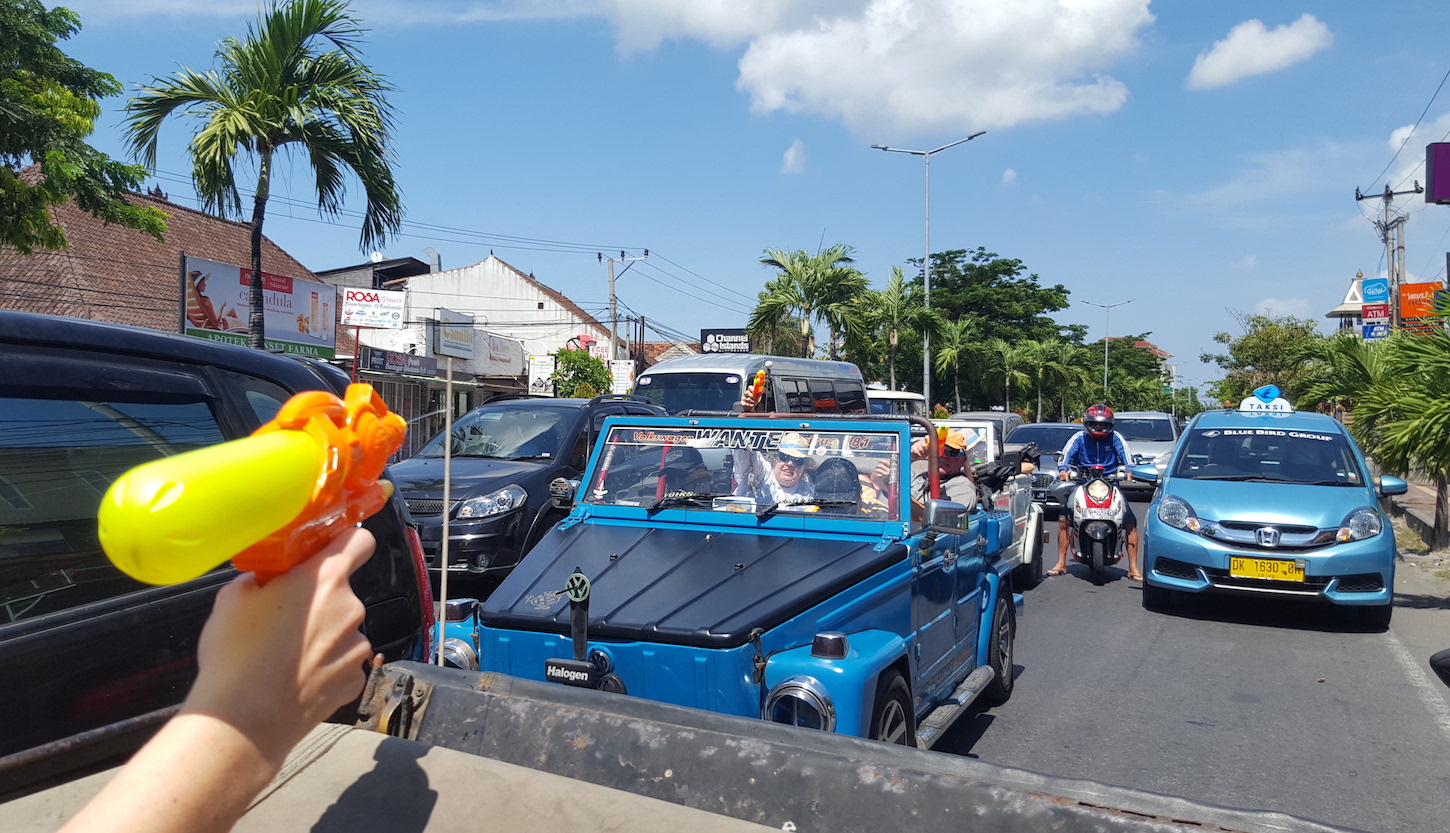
[
  {"x1": 584, "y1": 425, "x2": 901, "y2": 520},
  {"x1": 868, "y1": 395, "x2": 927, "y2": 417},
  {"x1": 1115, "y1": 418, "x2": 1176, "y2": 442},
  {"x1": 1170, "y1": 426, "x2": 1364, "y2": 485},
  {"x1": 632, "y1": 372, "x2": 741, "y2": 415},
  {"x1": 415, "y1": 405, "x2": 571, "y2": 459},
  {"x1": 1006, "y1": 425, "x2": 1082, "y2": 453}
]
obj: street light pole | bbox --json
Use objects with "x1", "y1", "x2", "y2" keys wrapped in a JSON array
[
  {"x1": 873, "y1": 131, "x2": 985, "y2": 410},
  {"x1": 1082, "y1": 299, "x2": 1133, "y2": 401}
]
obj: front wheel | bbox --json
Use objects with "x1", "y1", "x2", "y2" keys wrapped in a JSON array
[
  {"x1": 869, "y1": 671, "x2": 916, "y2": 747},
  {"x1": 981, "y1": 589, "x2": 1016, "y2": 706},
  {"x1": 1090, "y1": 539, "x2": 1105, "y2": 573},
  {"x1": 1142, "y1": 580, "x2": 1172, "y2": 610}
]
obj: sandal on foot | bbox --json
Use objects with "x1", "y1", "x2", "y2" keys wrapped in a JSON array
[{"x1": 1046, "y1": 567, "x2": 1068, "y2": 576}]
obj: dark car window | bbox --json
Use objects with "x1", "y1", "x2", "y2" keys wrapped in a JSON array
[
  {"x1": 416, "y1": 405, "x2": 571, "y2": 460},
  {"x1": 0, "y1": 395, "x2": 225, "y2": 624},
  {"x1": 1115, "y1": 418, "x2": 1176, "y2": 442},
  {"x1": 810, "y1": 377, "x2": 839, "y2": 413},
  {"x1": 1172, "y1": 427, "x2": 1363, "y2": 485},
  {"x1": 632, "y1": 372, "x2": 740, "y2": 415},
  {"x1": 1007, "y1": 425, "x2": 1082, "y2": 453},
  {"x1": 836, "y1": 382, "x2": 867, "y2": 414}
]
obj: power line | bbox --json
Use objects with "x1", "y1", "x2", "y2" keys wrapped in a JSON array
[{"x1": 1366, "y1": 66, "x2": 1450, "y2": 191}]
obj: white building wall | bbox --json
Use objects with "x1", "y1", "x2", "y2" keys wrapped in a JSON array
[{"x1": 400, "y1": 255, "x2": 607, "y2": 359}]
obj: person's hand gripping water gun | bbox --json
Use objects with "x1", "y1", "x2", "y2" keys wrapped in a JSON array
[
  {"x1": 739, "y1": 363, "x2": 771, "y2": 411},
  {"x1": 98, "y1": 383, "x2": 407, "y2": 585}
]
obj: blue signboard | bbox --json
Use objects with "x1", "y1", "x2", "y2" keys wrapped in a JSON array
[
  {"x1": 1363, "y1": 323, "x2": 1390, "y2": 340},
  {"x1": 1361, "y1": 277, "x2": 1390, "y2": 304}
]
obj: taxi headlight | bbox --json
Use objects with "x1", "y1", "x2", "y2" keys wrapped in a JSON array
[
  {"x1": 1157, "y1": 495, "x2": 1202, "y2": 532},
  {"x1": 456, "y1": 485, "x2": 527, "y2": 519},
  {"x1": 1085, "y1": 480, "x2": 1112, "y2": 502},
  {"x1": 763, "y1": 676, "x2": 835, "y2": 732},
  {"x1": 1337, "y1": 507, "x2": 1383, "y2": 542}
]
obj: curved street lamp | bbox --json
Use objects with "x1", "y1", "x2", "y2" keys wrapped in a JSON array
[{"x1": 1082, "y1": 298, "x2": 1133, "y2": 400}]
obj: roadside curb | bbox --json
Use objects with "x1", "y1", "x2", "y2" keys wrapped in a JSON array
[{"x1": 1384, "y1": 480, "x2": 1441, "y2": 553}]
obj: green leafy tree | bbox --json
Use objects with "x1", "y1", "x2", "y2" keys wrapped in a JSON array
[
  {"x1": 125, "y1": 0, "x2": 402, "y2": 349},
  {"x1": 1351, "y1": 326, "x2": 1450, "y2": 548},
  {"x1": 912, "y1": 247, "x2": 1070, "y2": 344},
  {"x1": 858, "y1": 266, "x2": 945, "y2": 391},
  {"x1": 750, "y1": 244, "x2": 865, "y2": 358},
  {"x1": 1201, "y1": 312, "x2": 1324, "y2": 404},
  {"x1": 933, "y1": 316, "x2": 981, "y2": 412},
  {"x1": 1, "y1": 0, "x2": 166, "y2": 253},
  {"x1": 981, "y1": 338, "x2": 1031, "y2": 413},
  {"x1": 1300, "y1": 330, "x2": 1389, "y2": 413},
  {"x1": 550, "y1": 348, "x2": 610, "y2": 398}
]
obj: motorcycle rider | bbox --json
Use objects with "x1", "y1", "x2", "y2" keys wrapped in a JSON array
[{"x1": 1047, "y1": 405, "x2": 1141, "y2": 580}]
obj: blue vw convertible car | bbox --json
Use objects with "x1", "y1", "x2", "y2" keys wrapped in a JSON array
[
  {"x1": 1133, "y1": 387, "x2": 1406, "y2": 627},
  {"x1": 467, "y1": 413, "x2": 1022, "y2": 747}
]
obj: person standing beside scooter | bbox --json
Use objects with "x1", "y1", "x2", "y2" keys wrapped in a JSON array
[{"x1": 1047, "y1": 405, "x2": 1141, "y2": 580}]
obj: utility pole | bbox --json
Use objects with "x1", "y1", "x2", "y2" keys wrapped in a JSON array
[
  {"x1": 1356, "y1": 182, "x2": 1422, "y2": 328},
  {"x1": 599, "y1": 250, "x2": 648, "y2": 361}
]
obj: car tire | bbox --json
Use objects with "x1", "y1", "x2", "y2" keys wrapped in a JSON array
[
  {"x1": 1142, "y1": 580, "x2": 1172, "y2": 610},
  {"x1": 869, "y1": 671, "x2": 916, "y2": 747},
  {"x1": 1013, "y1": 507, "x2": 1044, "y2": 589},
  {"x1": 981, "y1": 589, "x2": 1016, "y2": 707},
  {"x1": 1357, "y1": 603, "x2": 1393, "y2": 629}
]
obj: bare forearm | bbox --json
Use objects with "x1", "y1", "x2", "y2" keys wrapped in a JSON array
[{"x1": 59, "y1": 712, "x2": 279, "y2": 833}]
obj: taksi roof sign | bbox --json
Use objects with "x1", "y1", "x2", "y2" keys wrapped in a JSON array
[{"x1": 1238, "y1": 384, "x2": 1293, "y2": 413}]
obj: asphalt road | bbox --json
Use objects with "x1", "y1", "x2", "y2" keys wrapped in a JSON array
[{"x1": 939, "y1": 499, "x2": 1450, "y2": 833}]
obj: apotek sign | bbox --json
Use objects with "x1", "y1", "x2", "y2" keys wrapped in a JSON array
[
  {"x1": 181, "y1": 255, "x2": 335, "y2": 358},
  {"x1": 341, "y1": 288, "x2": 406, "y2": 329}
]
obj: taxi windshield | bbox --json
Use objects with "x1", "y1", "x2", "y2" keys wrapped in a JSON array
[
  {"x1": 584, "y1": 425, "x2": 901, "y2": 520},
  {"x1": 1170, "y1": 427, "x2": 1363, "y2": 485}
]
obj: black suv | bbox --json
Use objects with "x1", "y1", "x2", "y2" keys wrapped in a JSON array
[
  {"x1": 389, "y1": 394, "x2": 666, "y2": 583},
  {"x1": 0, "y1": 311, "x2": 432, "y2": 789}
]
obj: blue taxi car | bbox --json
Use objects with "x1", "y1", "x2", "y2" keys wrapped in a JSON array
[
  {"x1": 465, "y1": 413, "x2": 1022, "y2": 748},
  {"x1": 1132, "y1": 387, "x2": 1407, "y2": 627}
]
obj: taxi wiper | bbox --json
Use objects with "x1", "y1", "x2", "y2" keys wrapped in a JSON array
[
  {"x1": 649, "y1": 492, "x2": 731, "y2": 512},
  {"x1": 1188, "y1": 474, "x2": 1260, "y2": 481},
  {"x1": 1303, "y1": 479, "x2": 1358, "y2": 486},
  {"x1": 758, "y1": 498, "x2": 856, "y2": 518}
]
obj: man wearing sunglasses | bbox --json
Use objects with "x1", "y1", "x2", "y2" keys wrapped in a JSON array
[
  {"x1": 732, "y1": 431, "x2": 817, "y2": 504},
  {"x1": 873, "y1": 428, "x2": 976, "y2": 523}
]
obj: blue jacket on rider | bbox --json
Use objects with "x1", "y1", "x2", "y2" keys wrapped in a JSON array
[{"x1": 1057, "y1": 431, "x2": 1131, "y2": 478}]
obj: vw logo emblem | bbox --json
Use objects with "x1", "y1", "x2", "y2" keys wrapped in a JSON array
[{"x1": 1255, "y1": 527, "x2": 1281, "y2": 547}]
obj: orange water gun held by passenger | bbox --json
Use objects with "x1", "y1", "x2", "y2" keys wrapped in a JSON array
[{"x1": 98, "y1": 384, "x2": 407, "y2": 586}]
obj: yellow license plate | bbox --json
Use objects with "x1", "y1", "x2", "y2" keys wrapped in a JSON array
[{"x1": 1230, "y1": 556, "x2": 1305, "y2": 582}]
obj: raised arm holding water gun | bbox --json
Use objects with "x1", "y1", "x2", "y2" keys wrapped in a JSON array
[{"x1": 60, "y1": 384, "x2": 406, "y2": 833}]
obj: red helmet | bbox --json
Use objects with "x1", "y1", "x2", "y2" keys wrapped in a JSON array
[{"x1": 1083, "y1": 404, "x2": 1115, "y2": 438}]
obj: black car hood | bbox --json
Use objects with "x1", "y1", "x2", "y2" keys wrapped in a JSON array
[
  {"x1": 480, "y1": 521, "x2": 908, "y2": 650},
  {"x1": 388, "y1": 456, "x2": 553, "y2": 497}
]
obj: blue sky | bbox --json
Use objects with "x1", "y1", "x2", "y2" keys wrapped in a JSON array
[{"x1": 56, "y1": 0, "x2": 1450, "y2": 393}]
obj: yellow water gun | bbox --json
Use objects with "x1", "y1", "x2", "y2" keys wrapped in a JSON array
[{"x1": 98, "y1": 384, "x2": 406, "y2": 585}]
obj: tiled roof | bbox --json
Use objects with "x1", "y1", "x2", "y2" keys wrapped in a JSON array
[
  {"x1": 638, "y1": 341, "x2": 699, "y2": 367},
  {"x1": 0, "y1": 166, "x2": 313, "y2": 333},
  {"x1": 1106, "y1": 336, "x2": 1173, "y2": 359}
]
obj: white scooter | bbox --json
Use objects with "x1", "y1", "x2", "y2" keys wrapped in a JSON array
[{"x1": 1050, "y1": 465, "x2": 1128, "y2": 582}]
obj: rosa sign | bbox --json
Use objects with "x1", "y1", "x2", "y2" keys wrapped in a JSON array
[{"x1": 340, "y1": 288, "x2": 407, "y2": 329}]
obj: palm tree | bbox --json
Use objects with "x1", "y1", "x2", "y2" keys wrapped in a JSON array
[
  {"x1": 1301, "y1": 331, "x2": 1388, "y2": 413},
  {"x1": 934, "y1": 316, "x2": 980, "y2": 412},
  {"x1": 125, "y1": 0, "x2": 402, "y2": 349},
  {"x1": 748, "y1": 275, "x2": 811, "y2": 356},
  {"x1": 1055, "y1": 343, "x2": 1096, "y2": 420},
  {"x1": 856, "y1": 266, "x2": 943, "y2": 390},
  {"x1": 753, "y1": 244, "x2": 864, "y2": 357},
  {"x1": 1020, "y1": 337, "x2": 1069, "y2": 422},
  {"x1": 982, "y1": 338, "x2": 1030, "y2": 413},
  {"x1": 1350, "y1": 327, "x2": 1450, "y2": 548}
]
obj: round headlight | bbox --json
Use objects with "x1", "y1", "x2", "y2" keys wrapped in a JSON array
[
  {"x1": 1337, "y1": 507, "x2": 1383, "y2": 542},
  {"x1": 764, "y1": 676, "x2": 835, "y2": 732},
  {"x1": 441, "y1": 637, "x2": 478, "y2": 670},
  {"x1": 1157, "y1": 495, "x2": 1201, "y2": 532},
  {"x1": 457, "y1": 484, "x2": 527, "y2": 519},
  {"x1": 1086, "y1": 480, "x2": 1112, "y2": 502}
]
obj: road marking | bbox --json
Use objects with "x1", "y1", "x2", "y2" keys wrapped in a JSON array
[{"x1": 1386, "y1": 627, "x2": 1450, "y2": 743}]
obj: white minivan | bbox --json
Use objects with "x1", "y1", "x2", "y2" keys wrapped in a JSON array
[{"x1": 866, "y1": 388, "x2": 927, "y2": 418}]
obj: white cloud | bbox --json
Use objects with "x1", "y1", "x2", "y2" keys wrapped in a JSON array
[
  {"x1": 1186, "y1": 14, "x2": 1332, "y2": 90},
  {"x1": 1001, "y1": 168, "x2": 1017, "y2": 185},
  {"x1": 1254, "y1": 297, "x2": 1313, "y2": 319},
  {"x1": 1234, "y1": 255, "x2": 1256, "y2": 270},
  {"x1": 781, "y1": 138, "x2": 807, "y2": 174},
  {"x1": 75, "y1": 0, "x2": 1159, "y2": 135}
]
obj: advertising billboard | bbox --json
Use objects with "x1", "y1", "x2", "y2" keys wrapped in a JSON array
[
  {"x1": 433, "y1": 308, "x2": 474, "y2": 360},
  {"x1": 340, "y1": 288, "x2": 406, "y2": 329},
  {"x1": 528, "y1": 355, "x2": 556, "y2": 396},
  {"x1": 1360, "y1": 277, "x2": 1390, "y2": 304},
  {"x1": 182, "y1": 256, "x2": 336, "y2": 357},
  {"x1": 700, "y1": 328, "x2": 750, "y2": 353}
]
